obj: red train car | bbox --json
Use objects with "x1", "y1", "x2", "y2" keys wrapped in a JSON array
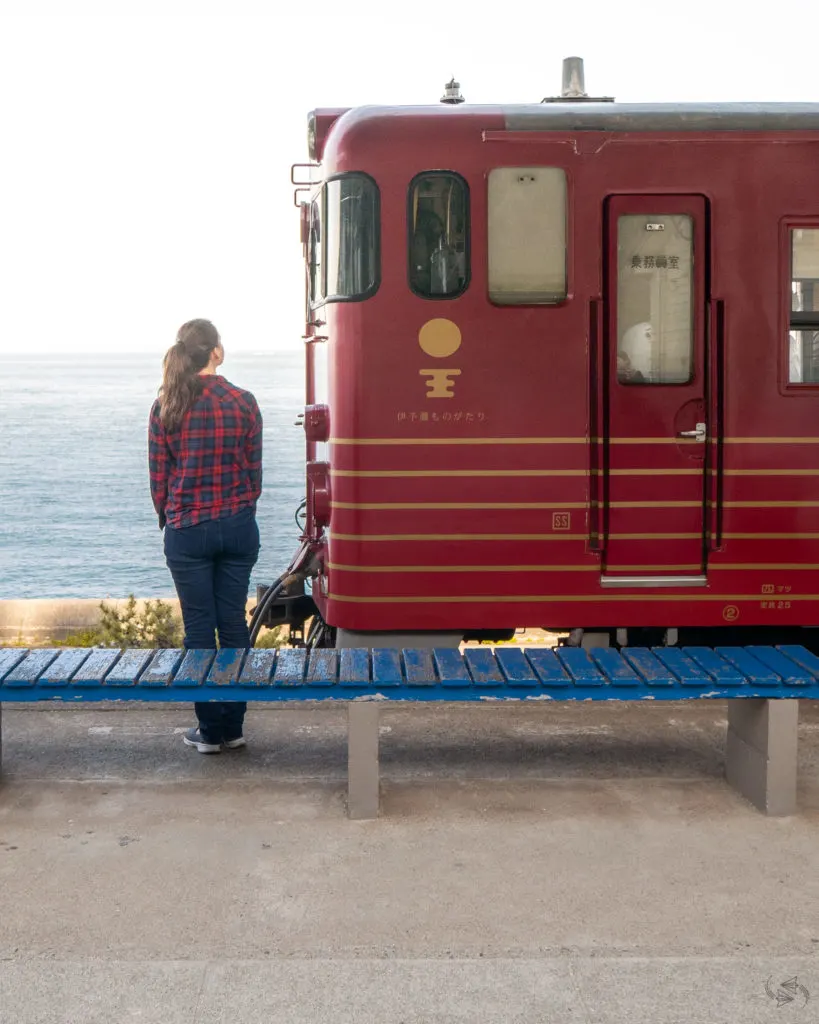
[{"x1": 272, "y1": 60, "x2": 819, "y2": 650}]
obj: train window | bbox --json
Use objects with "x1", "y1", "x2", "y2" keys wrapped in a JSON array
[
  {"x1": 324, "y1": 174, "x2": 379, "y2": 301},
  {"x1": 616, "y1": 214, "x2": 693, "y2": 384},
  {"x1": 308, "y1": 198, "x2": 322, "y2": 305},
  {"x1": 789, "y1": 229, "x2": 819, "y2": 383},
  {"x1": 487, "y1": 167, "x2": 566, "y2": 304},
  {"x1": 408, "y1": 173, "x2": 469, "y2": 297}
]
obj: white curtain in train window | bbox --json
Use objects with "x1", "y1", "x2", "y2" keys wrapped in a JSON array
[
  {"x1": 790, "y1": 229, "x2": 819, "y2": 383},
  {"x1": 488, "y1": 168, "x2": 566, "y2": 304},
  {"x1": 617, "y1": 214, "x2": 693, "y2": 384}
]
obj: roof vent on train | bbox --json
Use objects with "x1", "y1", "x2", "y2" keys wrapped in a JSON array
[
  {"x1": 542, "y1": 56, "x2": 615, "y2": 103},
  {"x1": 440, "y1": 78, "x2": 465, "y2": 104}
]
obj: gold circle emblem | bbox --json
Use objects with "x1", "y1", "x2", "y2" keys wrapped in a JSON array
[
  {"x1": 722, "y1": 604, "x2": 740, "y2": 622},
  {"x1": 418, "y1": 319, "x2": 462, "y2": 359}
]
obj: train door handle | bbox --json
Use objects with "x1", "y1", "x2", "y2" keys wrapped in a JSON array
[{"x1": 677, "y1": 421, "x2": 706, "y2": 442}]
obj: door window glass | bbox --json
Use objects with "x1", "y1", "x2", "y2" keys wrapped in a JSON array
[
  {"x1": 789, "y1": 229, "x2": 819, "y2": 383},
  {"x1": 616, "y1": 214, "x2": 693, "y2": 384}
]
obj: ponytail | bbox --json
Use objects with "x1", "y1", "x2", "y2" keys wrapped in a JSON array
[{"x1": 159, "y1": 319, "x2": 221, "y2": 432}]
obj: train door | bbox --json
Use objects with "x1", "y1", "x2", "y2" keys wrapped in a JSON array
[{"x1": 602, "y1": 195, "x2": 708, "y2": 584}]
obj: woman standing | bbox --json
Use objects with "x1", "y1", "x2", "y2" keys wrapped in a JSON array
[{"x1": 148, "y1": 319, "x2": 263, "y2": 753}]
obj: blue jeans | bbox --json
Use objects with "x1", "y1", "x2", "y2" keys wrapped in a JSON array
[{"x1": 164, "y1": 506, "x2": 260, "y2": 744}]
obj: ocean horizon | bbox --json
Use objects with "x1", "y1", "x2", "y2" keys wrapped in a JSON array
[{"x1": 1, "y1": 350, "x2": 307, "y2": 599}]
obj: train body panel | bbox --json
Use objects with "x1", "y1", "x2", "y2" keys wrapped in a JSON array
[{"x1": 294, "y1": 101, "x2": 819, "y2": 634}]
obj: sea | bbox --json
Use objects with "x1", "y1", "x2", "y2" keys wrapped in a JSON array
[{"x1": 1, "y1": 351, "x2": 307, "y2": 599}]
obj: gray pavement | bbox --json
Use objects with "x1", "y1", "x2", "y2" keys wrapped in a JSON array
[{"x1": 1, "y1": 699, "x2": 819, "y2": 1022}]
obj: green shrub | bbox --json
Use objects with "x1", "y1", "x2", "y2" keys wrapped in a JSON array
[
  {"x1": 95, "y1": 596, "x2": 183, "y2": 649},
  {"x1": 62, "y1": 628, "x2": 104, "y2": 648},
  {"x1": 253, "y1": 626, "x2": 285, "y2": 649}
]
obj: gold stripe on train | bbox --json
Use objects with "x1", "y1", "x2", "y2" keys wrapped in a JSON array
[
  {"x1": 334, "y1": 468, "x2": 704, "y2": 478},
  {"x1": 607, "y1": 533, "x2": 702, "y2": 540},
  {"x1": 720, "y1": 437, "x2": 819, "y2": 444},
  {"x1": 722, "y1": 533, "x2": 819, "y2": 539},
  {"x1": 331, "y1": 469, "x2": 589, "y2": 478},
  {"x1": 713, "y1": 563, "x2": 819, "y2": 570},
  {"x1": 720, "y1": 469, "x2": 819, "y2": 476},
  {"x1": 329, "y1": 593, "x2": 819, "y2": 605},
  {"x1": 720, "y1": 500, "x2": 819, "y2": 508},
  {"x1": 332, "y1": 466, "x2": 819, "y2": 479},
  {"x1": 331, "y1": 436, "x2": 587, "y2": 446},
  {"x1": 330, "y1": 501, "x2": 588, "y2": 511},
  {"x1": 598, "y1": 565, "x2": 702, "y2": 572},
  {"x1": 331, "y1": 533, "x2": 588, "y2": 542},
  {"x1": 327, "y1": 562, "x2": 600, "y2": 573},
  {"x1": 333, "y1": 435, "x2": 819, "y2": 448}
]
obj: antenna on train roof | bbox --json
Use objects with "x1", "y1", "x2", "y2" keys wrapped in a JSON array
[
  {"x1": 542, "y1": 57, "x2": 615, "y2": 103},
  {"x1": 440, "y1": 78, "x2": 465, "y2": 104}
]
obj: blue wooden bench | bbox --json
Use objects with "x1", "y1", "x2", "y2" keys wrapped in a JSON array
[{"x1": 1, "y1": 643, "x2": 816, "y2": 817}]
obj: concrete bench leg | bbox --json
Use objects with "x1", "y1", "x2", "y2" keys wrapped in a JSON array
[
  {"x1": 347, "y1": 702, "x2": 380, "y2": 819},
  {"x1": 726, "y1": 699, "x2": 799, "y2": 816}
]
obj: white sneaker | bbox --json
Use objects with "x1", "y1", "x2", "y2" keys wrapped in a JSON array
[{"x1": 182, "y1": 728, "x2": 222, "y2": 754}]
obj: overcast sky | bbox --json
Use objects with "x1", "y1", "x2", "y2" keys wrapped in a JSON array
[{"x1": 0, "y1": 0, "x2": 816, "y2": 357}]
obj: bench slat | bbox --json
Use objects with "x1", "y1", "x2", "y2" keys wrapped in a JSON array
[
  {"x1": 137, "y1": 649, "x2": 183, "y2": 687},
  {"x1": 556, "y1": 648, "x2": 606, "y2": 686},
  {"x1": 590, "y1": 648, "x2": 642, "y2": 686},
  {"x1": 777, "y1": 645, "x2": 819, "y2": 680},
  {"x1": 306, "y1": 649, "x2": 338, "y2": 685},
  {"x1": 463, "y1": 648, "x2": 504, "y2": 686},
  {"x1": 0, "y1": 648, "x2": 29, "y2": 684},
  {"x1": 715, "y1": 647, "x2": 780, "y2": 686},
  {"x1": 651, "y1": 647, "x2": 709, "y2": 686},
  {"x1": 524, "y1": 648, "x2": 571, "y2": 687},
  {"x1": 339, "y1": 649, "x2": 370, "y2": 687},
  {"x1": 71, "y1": 648, "x2": 122, "y2": 686},
  {"x1": 273, "y1": 648, "x2": 308, "y2": 686},
  {"x1": 169, "y1": 650, "x2": 213, "y2": 688},
  {"x1": 37, "y1": 648, "x2": 93, "y2": 687},
  {"x1": 2, "y1": 649, "x2": 60, "y2": 687},
  {"x1": 372, "y1": 649, "x2": 403, "y2": 687},
  {"x1": 495, "y1": 647, "x2": 538, "y2": 686},
  {"x1": 683, "y1": 647, "x2": 745, "y2": 686},
  {"x1": 620, "y1": 648, "x2": 676, "y2": 686},
  {"x1": 402, "y1": 649, "x2": 436, "y2": 686},
  {"x1": 434, "y1": 648, "x2": 471, "y2": 687},
  {"x1": 239, "y1": 649, "x2": 278, "y2": 686},
  {"x1": 746, "y1": 646, "x2": 813, "y2": 686},
  {"x1": 207, "y1": 649, "x2": 246, "y2": 687},
  {"x1": 106, "y1": 648, "x2": 154, "y2": 687}
]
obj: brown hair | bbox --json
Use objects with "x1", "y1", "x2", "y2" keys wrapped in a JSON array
[{"x1": 159, "y1": 319, "x2": 221, "y2": 431}]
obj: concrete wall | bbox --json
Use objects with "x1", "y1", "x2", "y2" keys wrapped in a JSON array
[
  {"x1": 0, "y1": 598, "x2": 183, "y2": 643},
  {"x1": 0, "y1": 598, "x2": 265, "y2": 644}
]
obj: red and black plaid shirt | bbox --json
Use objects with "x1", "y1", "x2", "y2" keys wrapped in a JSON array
[{"x1": 148, "y1": 376, "x2": 263, "y2": 529}]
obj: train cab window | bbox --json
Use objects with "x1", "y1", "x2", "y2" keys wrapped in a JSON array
[
  {"x1": 408, "y1": 173, "x2": 469, "y2": 297},
  {"x1": 324, "y1": 174, "x2": 379, "y2": 301},
  {"x1": 789, "y1": 229, "x2": 819, "y2": 383},
  {"x1": 616, "y1": 214, "x2": 693, "y2": 384},
  {"x1": 308, "y1": 198, "x2": 322, "y2": 305},
  {"x1": 487, "y1": 167, "x2": 567, "y2": 304}
]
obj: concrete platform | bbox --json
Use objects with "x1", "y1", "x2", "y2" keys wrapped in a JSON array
[{"x1": 1, "y1": 699, "x2": 819, "y2": 1022}]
